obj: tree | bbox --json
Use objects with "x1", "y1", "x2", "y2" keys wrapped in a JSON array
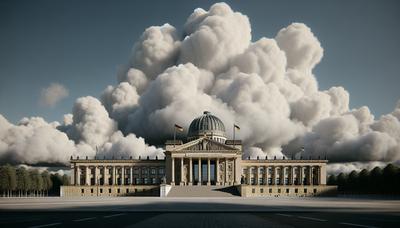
[
  {"x1": 29, "y1": 170, "x2": 43, "y2": 197},
  {"x1": 383, "y1": 163, "x2": 398, "y2": 193},
  {"x1": 370, "y1": 166, "x2": 383, "y2": 193},
  {"x1": 327, "y1": 175, "x2": 337, "y2": 185},
  {"x1": 16, "y1": 167, "x2": 31, "y2": 197},
  {"x1": 336, "y1": 173, "x2": 347, "y2": 192},
  {"x1": 358, "y1": 169, "x2": 369, "y2": 193},
  {"x1": 62, "y1": 174, "x2": 70, "y2": 186},
  {"x1": 347, "y1": 170, "x2": 359, "y2": 193},
  {"x1": 0, "y1": 166, "x2": 9, "y2": 197},
  {"x1": 4, "y1": 165, "x2": 17, "y2": 197},
  {"x1": 41, "y1": 171, "x2": 52, "y2": 196}
]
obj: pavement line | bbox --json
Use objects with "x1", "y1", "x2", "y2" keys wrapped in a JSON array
[
  {"x1": 297, "y1": 216, "x2": 327, "y2": 222},
  {"x1": 103, "y1": 213, "x2": 126, "y2": 218},
  {"x1": 339, "y1": 222, "x2": 378, "y2": 228},
  {"x1": 73, "y1": 217, "x2": 96, "y2": 222},
  {"x1": 275, "y1": 213, "x2": 293, "y2": 217},
  {"x1": 29, "y1": 222, "x2": 61, "y2": 228}
]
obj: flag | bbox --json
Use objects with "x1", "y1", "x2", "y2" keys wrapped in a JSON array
[
  {"x1": 234, "y1": 124, "x2": 240, "y2": 130},
  {"x1": 174, "y1": 124, "x2": 184, "y2": 132}
]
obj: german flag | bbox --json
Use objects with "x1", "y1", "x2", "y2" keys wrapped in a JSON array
[
  {"x1": 234, "y1": 124, "x2": 240, "y2": 130},
  {"x1": 175, "y1": 124, "x2": 184, "y2": 132}
]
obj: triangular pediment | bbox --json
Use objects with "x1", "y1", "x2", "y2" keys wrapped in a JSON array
[{"x1": 172, "y1": 137, "x2": 238, "y2": 151}]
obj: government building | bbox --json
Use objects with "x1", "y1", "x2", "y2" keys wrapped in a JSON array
[{"x1": 61, "y1": 111, "x2": 337, "y2": 197}]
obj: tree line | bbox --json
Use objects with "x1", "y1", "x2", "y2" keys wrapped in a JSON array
[
  {"x1": 0, "y1": 164, "x2": 69, "y2": 197},
  {"x1": 328, "y1": 163, "x2": 400, "y2": 194}
]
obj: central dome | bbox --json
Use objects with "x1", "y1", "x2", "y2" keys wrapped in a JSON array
[{"x1": 187, "y1": 111, "x2": 227, "y2": 143}]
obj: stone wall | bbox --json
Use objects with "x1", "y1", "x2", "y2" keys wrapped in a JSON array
[{"x1": 238, "y1": 184, "x2": 337, "y2": 197}]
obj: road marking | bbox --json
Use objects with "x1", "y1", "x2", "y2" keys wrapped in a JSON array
[
  {"x1": 103, "y1": 213, "x2": 126, "y2": 218},
  {"x1": 73, "y1": 217, "x2": 96, "y2": 222},
  {"x1": 339, "y1": 222, "x2": 378, "y2": 228},
  {"x1": 297, "y1": 216, "x2": 327, "y2": 222},
  {"x1": 275, "y1": 213, "x2": 293, "y2": 217},
  {"x1": 29, "y1": 222, "x2": 61, "y2": 228}
]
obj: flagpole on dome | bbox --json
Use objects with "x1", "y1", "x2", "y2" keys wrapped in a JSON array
[
  {"x1": 233, "y1": 124, "x2": 240, "y2": 146},
  {"x1": 174, "y1": 124, "x2": 184, "y2": 148}
]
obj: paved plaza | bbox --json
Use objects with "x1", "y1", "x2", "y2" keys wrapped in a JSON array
[{"x1": 0, "y1": 196, "x2": 399, "y2": 227}]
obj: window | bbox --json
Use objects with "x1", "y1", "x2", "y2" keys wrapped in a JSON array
[
  {"x1": 81, "y1": 189, "x2": 84, "y2": 193},
  {"x1": 152, "y1": 178, "x2": 157, "y2": 184},
  {"x1": 295, "y1": 188, "x2": 298, "y2": 193},
  {"x1": 144, "y1": 178, "x2": 150, "y2": 184},
  {"x1": 278, "y1": 188, "x2": 281, "y2": 193},
  {"x1": 151, "y1": 168, "x2": 156, "y2": 175},
  {"x1": 251, "y1": 178, "x2": 255, "y2": 185},
  {"x1": 242, "y1": 169, "x2": 247, "y2": 175},
  {"x1": 90, "y1": 188, "x2": 93, "y2": 193},
  {"x1": 126, "y1": 189, "x2": 129, "y2": 193},
  {"x1": 159, "y1": 168, "x2": 164, "y2": 175},
  {"x1": 286, "y1": 189, "x2": 289, "y2": 193},
  {"x1": 134, "y1": 168, "x2": 139, "y2": 175},
  {"x1": 268, "y1": 178, "x2": 272, "y2": 185},
  {"x1": 117, "y1": 188, "x2": 120, "y2": 193},
  {"x1": 142, "y1": 168, "x2": 148, "y2": 175},
  {"x1": 251, "y1": 168, "x2": 256, "y2": 174},
  {"x1": 109, "y1": 189, "x2": 111, "y2": 193},
  {"x1": 259, "y1": 178, "x2": 264, "y2": 185},
  {"x1": 100, "y1": 188, "x2": 103, "y2": 193},
  {"x1": 269, "y1": 188, "x2": 272, "y2": 193},
  {"x1": 313, "y1": 189, "x2": 317, "y2": 194},
  {"x1": 252, "y1": 188, "x2": 255, "y2": 193},
  {"x1": 304, "y1": 188, "x2": 307, "y2": 193},
  {"x1": 260, "y1": 188, "x2": 264, "y2": 193}
]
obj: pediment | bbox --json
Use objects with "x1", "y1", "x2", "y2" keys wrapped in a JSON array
[{"x1": 172, "y1": 137, "x2": 238, "y2": 152}]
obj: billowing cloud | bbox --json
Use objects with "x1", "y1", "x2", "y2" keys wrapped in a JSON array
[
  {"x1": 1, "y1": 2, "x2": 399, "y2": 167},
  {"x1": 39, "y1": 83, "x2": 69, "y2": 107}
]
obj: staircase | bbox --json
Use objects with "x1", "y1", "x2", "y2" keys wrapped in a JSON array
[{"x1": 167, "y1": 185, "x2": 240, "y2": 197}]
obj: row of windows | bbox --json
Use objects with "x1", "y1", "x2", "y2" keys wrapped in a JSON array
[
  {"x1": 82, "y1": 188, "x2": 151, "y2": 194},
  {"x1": 81, "y1": 167, "x2": 165, "y2": 175},
  {"x1": 243, "y1": 167, "x2": 317, "y2": 175},
  {"x1": 251, "y1": 188, "x2": 318, "y2": 194}
]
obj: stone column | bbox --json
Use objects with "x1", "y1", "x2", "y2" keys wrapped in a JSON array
[
  {"x1": 121, "y1": 166, "x2": 125, "y2": 185},
  {"x1": 216, "y1": 158, "x2": 220, "y2": 185},
  {"x1": 308, "y1": 166, "x2": 313, "y2": 185},
  {"x1": 290, "y1": 166, "x2": 294, "y2": 185},
  {"x1": 130, "y1": 167, "x2": 133, "y2": 185},
  {"x1": 256, "y1": 166, "x2": 260, "y2": 185},
  {"x1": 113, "y1": 166, "x2": 117, "y2": 185},
  {"x1": 299, "y1": 166, "x2": 303, "y2": 185},
  {"x1": 171, "y1": 157, "x2": 175, "y2": 185},
  {"x1": 225, "y1": 158, "x2": 228, "y2": 185},
  {"x1": 198, "y1": 158, "x2": 202, "y2": 185},
  {"x1": 233, "y1": 158, "x2": 237, "y2": 185},
  {"x1": 207, "y1": 158, "x2": 211, "y2": 186},
  {"x1": 247, "y1": 167, "x2": 251, "y2": 185},
  {"x1": 76, "y1": 165, "x2": 81, "y2": 186},
  {"x1": 264, "y1": 166, "x2": 268, "y2": 186},
  {"x1": 282, "y1": 166, "x2": 286, "y2": 185},
  {"x1": 189, "y1": 158, "x2": 193, "y2": 185},
  {"x1": 272, "y1": 166, "x2": 277, "y2": 185},
  {"x1": 94, "y1": 166, "x2": 99, "y2": 185},
  {"x1": 180, "y1": 157, "x2": 184, "y2": 186}
]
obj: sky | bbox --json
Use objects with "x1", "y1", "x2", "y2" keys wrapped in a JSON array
[{"x1": 0, "y1": 0, "x2": 399, "y2": 124}]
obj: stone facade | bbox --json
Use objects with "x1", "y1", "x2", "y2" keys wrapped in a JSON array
[{"x1": 61, "y1": 111, "x2": 336, "y2": 197}]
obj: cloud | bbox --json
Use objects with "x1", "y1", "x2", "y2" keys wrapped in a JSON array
[
  {"x1": 39, "y1": 83, "x2": 69, "y2": 107},
  {"x1": 1, "y1": 2, "x2": 400, "y2": 167}
]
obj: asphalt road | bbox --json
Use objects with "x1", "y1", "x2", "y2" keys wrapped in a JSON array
[{"x1": 0, "y1": 197, "x2": 399, "y2": 228}]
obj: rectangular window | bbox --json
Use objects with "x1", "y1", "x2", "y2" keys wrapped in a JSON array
[
  {"x1": 117, "y1": 188, "x2": 120, "y2": 193},
  {"x1": 242, "y1": 169, "x2": 247, "y2": 175},
  {"x1": 158, "y1": 168, "x2": 164, "y2": 175},
  {"x1": 109, "y1": 189, "x2": 111, "y2": 193},
  {"x1": 313, "y1": 189, "x2": 317, "y2": 194},
  {"x1": 260, "y1": 188, "x2": 264, "y2": 193},
  {"x1": 152, "y1": 178, "x2": 157, "y2": 184},
  {"x1": 251, "y1": 168, "x2": 256, "y2": 174},
  {"x1": 278, "y1": 188, "x2": 281, "y2": 193},
  {"x1": 251, "y1": 178, "x2": 255, "y2": 185},
  {"x1": 81, "y1": 189, "x2": 84, "y2": 193},
  {"x1": 286, "y1": 188, "x2": 289, "y2": 193},
  {"x1": 269, "y1": 188, "x2": 272, "y2": 193},
  {"x1": 304, "y1": 188, "x2": 307, "y2": 193},
  {"x1": 259, "y1": 178, "x2": 263, "y2": 185},
  {"x1": 268, "y1": 178, "x2": 272, "y2": 185},
  {"x1": 134, "y1": 168, "x2": 139, "y2": 174},
  {"x1": 151, "y1": 168, "x2": 156, "y2": 175},
  {"x1": 100, "y1": 188, "x2": 103, "y2": 193},
  {"x1": 295, "y1": 188, "x2": 298, "y2": 193},
  {"x1": 126, "y1": 189, "x2": 129, "y2": 193},
  {"x1": 252, "y1": 188, "x2": 255, "y2": 193},
  {"x1": 90, "y1": 188, "x2": 93, "y2": 193}
]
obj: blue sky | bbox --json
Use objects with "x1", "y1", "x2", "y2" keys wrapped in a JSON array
[{"x1": 1, "y1": 0, "x2": 399, "y2": 124}]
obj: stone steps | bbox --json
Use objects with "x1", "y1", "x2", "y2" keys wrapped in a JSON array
[{"x1": 167, "y1": 185, "x2": 240, "y2": 197}]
